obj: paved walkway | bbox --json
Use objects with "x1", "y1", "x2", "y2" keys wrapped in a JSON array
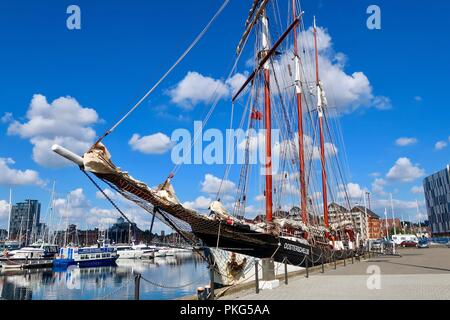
[{"x1": 220, "y1": 247, "x2": 450, "y2": 300}]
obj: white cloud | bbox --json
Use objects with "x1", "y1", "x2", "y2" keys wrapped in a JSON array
[
  {"x1": 255, "y1": 194, "x2": 265, "y2": 202},
  {"x1": 292, "y1": 27, "x2": 391, "y2": 113},
  {"x1": 53, "y1": 188, "x2": 91, "y2": 220},
  {"x1": 371, "y1": 178, "x2": 387, "y2": 196},
  {"x1": 53, "y1": 188, "x2": 160, "y2": 230},
  {"x1": 371, "y1": 96, "x2": 392, "y2": 110},
  {"x1": 318, "y1": 55, "x2": 377, "y2": 112},
  {"x1": 1, "y1": 112, "x2": 13, "y2": 123},
  {"x1": 168, "y1": 71, "x2": 246, "y2": 109},
  {"x1": 182, "y1": 196, "x2": 213, "y2": 212},
  {"x1": 31, "y1": 136, "x2": 92, "y2": 168},
  {"x1": 7, "y1": 94, "x2": 99, "y2": 168},
  {"x1": 414, "y1": 96, "x2": 422, "y2": 102},
  {"x1": 395, "y1": 137, "x2": 417, "y2": 147},
  {"x1": 338, "y1": 182, "x2": 364, "y2": 200},
  {"x1": 0, "y1": 158, "x2": 43, "y2": 186},
  {"x1": 386, "y1": 158, "x2": 425, "y2": 183},
  {"x1": 240, "y1": 133, "x2": 338, "y2": 163},
  {"x1": 373, "y1": 199, "x2": 420, "y2": 211},
  {"x1": 372, "y1": 198, "x2": 426, "y2": 222},
  {"x1": 311, "y1": 191, "x2": 322, "y2": 201},
  {"x1": 0, "y1": 200, "x2": 10, "y2": 228},
  {"x1": 411, "y1": 186, "x2": 424, "y2": 195},
  {"x1": 129, "y1": 133, "x2": 174, "y2": 154},
  {"x1": 0, "y1": 200, "x2": 10, "y2": 218},
  {"x1": 95, "y1": 188, "x2": 118, "y2": 200},
  {"x1": 226, "y1": 73, "x2": 248, "y2": 96},
  {"x1": 435, "y1": 141, "x2": 447, "y2": 151},
  {"x1": 169, "y1": 28, "x2": 387, "y2": 114},
  {"x1": 201, "y1": 174, "x2": 236, "y2": 195},
  {"x1": 370, "y1": 172, "x2": 380, "y2": 177}
]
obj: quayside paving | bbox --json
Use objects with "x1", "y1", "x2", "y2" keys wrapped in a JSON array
[{"x1": 219, "y1": 247, "x2": 450, "y2": 300}]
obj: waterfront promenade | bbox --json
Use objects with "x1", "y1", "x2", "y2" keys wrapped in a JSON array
[{"x1": 219, "y1": 247, "x2": 450, "y2": 300}]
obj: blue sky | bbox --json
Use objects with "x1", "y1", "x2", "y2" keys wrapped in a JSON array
[{"x1": 0, "y1": 0, "x2": 449, "y2": 231}]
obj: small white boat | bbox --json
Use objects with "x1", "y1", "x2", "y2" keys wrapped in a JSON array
[
  {"x1": 154, "y1": 250, "x2": 166, "y2": 258},
  {"x1": 1, "y1": 263, "x2": 23, "y2": 270},
  {"x1": 115, "y1": 245, "x2": 143, "y2": 259},
  {"x1": 140, "y1": 251, "x2": 155, "y2": 260},
  {"x1": 156, "y1": 247, "x2": 175, "y2": 257},
  {"x1": 132, "y1": 243, "x2": 156, "y2": 255}
]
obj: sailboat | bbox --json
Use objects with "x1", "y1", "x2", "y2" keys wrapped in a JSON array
[{"x1": 52, "y1": 0, "x2": 359, "y2": 286}]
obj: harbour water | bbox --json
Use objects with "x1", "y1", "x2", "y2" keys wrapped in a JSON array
[{"x1": 0, "y1": 252, "x2": 208, "y2": 300}]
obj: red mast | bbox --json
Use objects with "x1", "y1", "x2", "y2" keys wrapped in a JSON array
[
  {"x1": 261, "y1": 9, "x2": 273, "y2": 223},
  {"x1": 313, "y1": 16, "x2": 329, "y2": 228},
  {"x1": 292, "y1": 0, "x2": 308, "y2": 225}
]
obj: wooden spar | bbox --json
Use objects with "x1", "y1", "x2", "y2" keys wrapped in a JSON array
[
  {"x1": 264, "y1": 68, "x2": 273, "y2": 223},
  {"x1": 261, "y1": 9, "x2": 273, "y2": 223},
  {"x1": 245, "y1": 0, "x2": 264, "y2": 28},
  {"x1": 237, "y1": 0, "x2": 269, "y2": 55},
  {"x1": 292, "y1": 0, "x2": 308, "y2": 225},
  {"x1": 314, "y1": 16, "x2": 329, "y2": 228},
  {"x1": 232, "y1": 12, "x2": 304, "y2": 102},
  {"x1": 319, "y1": 114, "x2": 328, "y2": 227},
  {"x1": 314, "y1": 17, "x2": 320, "y2": 86}
]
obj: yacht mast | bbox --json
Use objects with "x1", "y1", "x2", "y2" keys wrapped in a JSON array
[
  {"x1": 261, "y1": 8, "x2": 273, "y2": 223},
  {"x1": 390, "y1": 193, "x2": 397, "y2": 235},
  {"x1": 313, "y1": 16, "x2": 329, "y2": 228},
  {"x1": 384, "y1": 208, "x2": 389, "y2": 238},
  {"x1": 44, "y1": 181, "x2": 56, "y2": 243},
  {"x1": 416, "y1": 199, "x2": 422, "y2": 235},
  {"x1": 7, "y1": 189, "x2": 12, "y2": 240},
  {"x1": 292, "y1": 0, "x2": 308, "y2": 224}
]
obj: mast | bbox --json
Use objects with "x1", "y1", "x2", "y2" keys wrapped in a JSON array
[
  {"x1": 7, "y1": 189, "x2": 12, "y2": 240},
  {"x1": 261, "y1": 8, "x2": 273, "y2": 223},
  {"x1": 416, "y1": 199, "x2": 422, "y2": 236},
  {"x1": 48, "y1": 183, "x2": 56, "y2": 245},
  {"x1": 313, "y1": 16, "x2": 329, "y2": 228},
  {"x1": 25, "y1": 199, "x2": 31, "y2": 245},
  {"x1": 292, "y1": 0, "x2": 308, "y2": 224},
  {"x1": 363, "y1": 191, "x2": 368, "y2": 239},
  {"x1": 384, "y1": 208, "x2": 389, "y2": 239},
  {"x1": 390, "y1": 193, "x2": 397, "y2": 235}
]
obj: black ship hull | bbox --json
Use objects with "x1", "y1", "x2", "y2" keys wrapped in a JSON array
[{"x1": 192, "y1": 222, "x2": 345, "y2": 268}]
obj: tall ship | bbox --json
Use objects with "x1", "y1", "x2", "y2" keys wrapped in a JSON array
[{"x1": 53, "y1": 0, "x2": 360, "y2": 286}]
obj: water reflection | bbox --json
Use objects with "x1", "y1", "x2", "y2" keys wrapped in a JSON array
[{"x1": 0, "y1": 253, "x2": 208, "y2": 300}]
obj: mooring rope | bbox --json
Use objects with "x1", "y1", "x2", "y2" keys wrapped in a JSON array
[{"x1": 140, "y1": 274, "x2": 206, "y2": 290}]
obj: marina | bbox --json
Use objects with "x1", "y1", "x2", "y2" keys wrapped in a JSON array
[
  {"x1": 0, "y1": 252, "x2": 207, "y2": 300},
  {"x1": 0, "y1": 0, "x2": 449, "y2": 308}
]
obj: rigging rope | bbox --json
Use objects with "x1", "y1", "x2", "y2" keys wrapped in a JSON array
[
  {"x1": 93, "y1": 0, "x2": 231, "y2": 146},
  {"x1": 81, "y1": 169, "x2": 137, "y2": 228}
]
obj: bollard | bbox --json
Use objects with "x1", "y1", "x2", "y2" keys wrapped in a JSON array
[
  {"x1": 321, "y1": 255, "x2": 324, "y2": 273},
  {"x1": 284, "y1": 258, "x2": 288, "y2": 285},
  {"x1": 197, "y1": 287, "x2": 205, "y2": 300},
  {"x1": 209, "y1": 266, "x2": 215, "y2": 300},
  {"x1": 343, "y1": 256, "x2": 346, "y2": 266},
  {"x1": 134, "y1": 273, "x2": 141, "y2": 300},
  {"x1": 205, "y1": 285, "x2": 211, "y2": 299},
  {"x1": 305, "y1": 256, "x2": 309, "y2": 278},
  {"x1": 334, "y1": 255, "x2": 337, "y2": 269},
  {"x1": 351, "y1": 252, "x2": 354, "y2": 264},
  {"x1": 255, "y1": 259, "x2": 260, "y2": 294}
]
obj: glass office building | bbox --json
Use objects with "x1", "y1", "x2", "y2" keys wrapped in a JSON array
[{"x1": 423, "y1": 166, "x2": 450, "y2": 237}]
